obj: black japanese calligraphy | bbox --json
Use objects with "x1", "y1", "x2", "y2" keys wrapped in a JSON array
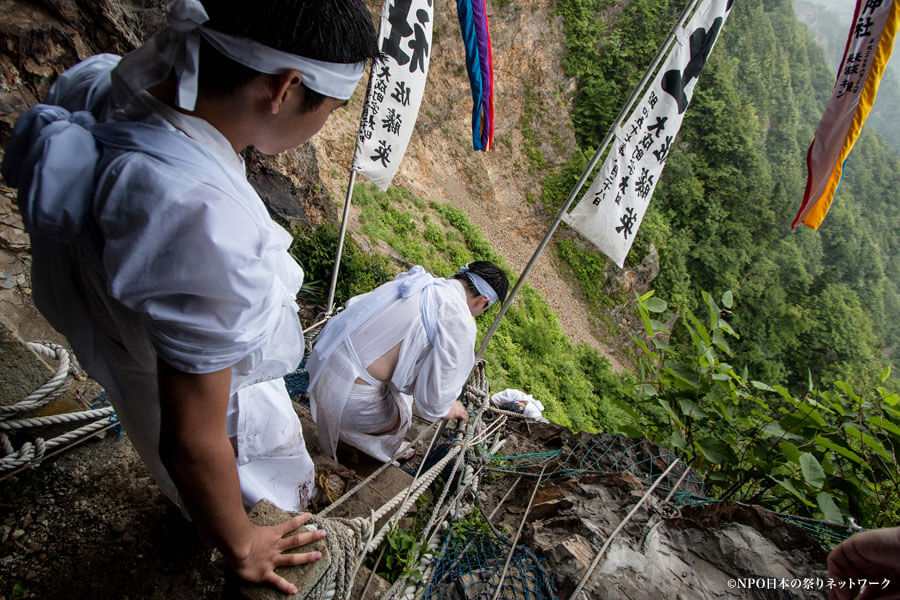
[
  {"x1": 647, "y1": 116, "x2": 668, "y2": 138},
  {"x1": 855, "y1": 16, "x2": 874, "y2": 38},
  {"x1": 381, "y1": 2, "x2": 431, "y2": 74},
  {"x1": 371, "y1": 140, "x2": 393, "y2": 167},
  {"x1": 635, "y1": 168, "x2": 654, "y2": 199},
  {"x1": 382, "y1": 108, "x2": 403, "y2": 134},
  {"x1": 616, "y1": 207, "x2": 637, "y2": 239},
  {"x1": 653, "y1": 135, "x2": 673, "y2": 162},
  {"x1": 661, "y1": 17, "x2": 724, "y2": 113},
  {"x1": 409, "y1": 9, "x2": 430, "y2": 73},
  {"x1": 392, "y1": 81, "x2": 412, "y2": 106},
  {"x1": 382, "y1": 1, "x2": 414, "y2": 66},
  {"x1": 593, "y1": 164, "x2": 619, "y2": 205}
]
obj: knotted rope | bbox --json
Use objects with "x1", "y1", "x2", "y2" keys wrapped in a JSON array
[
  {"x1": 302, "y1": 516, "x2": 373, "y2": 600},
  {"x1": 0, "y1": 341, "x2": 71, "y2": 418},
  {"x1": 1, "y1": 341, "x2": 118, "y2": 477}
]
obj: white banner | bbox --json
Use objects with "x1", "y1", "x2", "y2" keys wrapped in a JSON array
[
  {"x1": 562, "y1": 0, "x2": 733, "y2": 268},
  {"x1": 353, "y1": 0, "x2": 433, "y2": 191}
]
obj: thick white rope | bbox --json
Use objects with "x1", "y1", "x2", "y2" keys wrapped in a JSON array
[
  {"x1": 318, "y1": 419, "x2": 441, "y2": 518},
  {"x1": 0, "y1": 417, "x2": 114, "y2": 473},
  {"x1": 366, "y1": 444, "x2": 463, "y2": 551},
  {"x1": 0, "y1": 406, "x2": 114, "y2": 431},
  {"x1": 1, "y1": 341, "x2": 119, "y2": 475},
  {"x1": 0, "y1": 342, "x2": 71, "y2": 417}
]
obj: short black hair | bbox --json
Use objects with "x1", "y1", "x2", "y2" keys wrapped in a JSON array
[
  {"x1": 451, "y1": 261, "x2": 510, "y2": 305},
  {"x1": 196, "y1": 0, "x2": 379, "y2": 110}
]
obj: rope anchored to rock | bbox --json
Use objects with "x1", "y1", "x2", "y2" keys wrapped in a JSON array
[{"x1": 0, "y1": 341, "x2": 119, "y2": 478}]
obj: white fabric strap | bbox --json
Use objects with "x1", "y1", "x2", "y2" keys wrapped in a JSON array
[
  {"x1": 459, "y1": 264, "x2": 498, "y2": 306},
  {"x1": 115, "y1": 0, "x2": 365, "y2": 111}
]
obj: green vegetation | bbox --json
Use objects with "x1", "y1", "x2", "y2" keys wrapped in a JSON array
[
  {"x1": 628, "y1": 290, "x2": 900, "y2": 526},
  {"x1": 295, "y1": 0, "x2": 900, "y2": 530},
  {"x1": 519, "y1": 84, "x2": 551, "y2": 174},
  {"x1": 295, "y1": 182, "x2": 633, "y2": 434},
  {"x1": 290, "y1": 221, "x2": 394, "y2": 308},
  {"x1": 554, "y1": 0, "x2": 900, "y2": 391},
  {"x1": 366, "y1": 495, "x2": 433, "y2": 583}
]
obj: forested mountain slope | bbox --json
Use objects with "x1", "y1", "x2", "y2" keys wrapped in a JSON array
[
  {"x1": 547, "y1": 0, "x2": 900, "y2": 388},
  {"x1": 795, "y1": 0, "x2": 900, "y2": 154},
  {"x1": 1, "y1": 0, "x2": 897, "y2": 538}
]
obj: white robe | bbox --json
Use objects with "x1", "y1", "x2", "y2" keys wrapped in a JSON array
[
  {"x1": 4, "y1": 55, "x2": 314, "y2": 512},
  {"x1": 491, "y1": 388, "x2": 547, "y2": 421},
  {"x1": 306, "y1": 272, "x2": 476, "y2": 461}
]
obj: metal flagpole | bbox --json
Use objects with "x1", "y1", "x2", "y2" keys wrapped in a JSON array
[
  {"x1": 475, "y1": 0, "x2": 701, "y2": 360},
  {"x1": 325, "y1": 169, "x2": 358, "y2": 315}
]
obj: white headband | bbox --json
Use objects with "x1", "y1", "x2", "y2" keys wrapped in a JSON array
[
  {"x1": 459, "y1": 264, "x2": 499, "y2": 307},
  {"x1": 113, "y1": 0, "x2": 366, "y2": 111}
]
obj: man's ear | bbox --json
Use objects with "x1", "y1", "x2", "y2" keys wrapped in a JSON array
[{"x1": 268, "y1": 69, "x2": 303, "y2": 114}]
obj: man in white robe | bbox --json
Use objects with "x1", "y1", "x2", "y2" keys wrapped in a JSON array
[
  {"x1": 1, "y1": 0, "x2": 379, "y2": 593},
  {"x1": 306, "y1": 262, "x2": 509, "y2": 462},
  {"x1": 491, "y1": 388, "x2": 547, "y2": 421}
]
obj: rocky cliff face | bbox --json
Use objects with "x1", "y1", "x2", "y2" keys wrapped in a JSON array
[{"x1": 0, "y1": 2, "x2": 831, "y2": 599}]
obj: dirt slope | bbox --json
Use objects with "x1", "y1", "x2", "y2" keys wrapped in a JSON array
[{"x1": 310, "y1": 0, "x2": 628, "y2": 371}]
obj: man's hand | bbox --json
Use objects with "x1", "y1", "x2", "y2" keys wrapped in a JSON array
[
  {"x1": 444, "y1": 400, "x2": 469, "y2": 420},
  {"x1": 828, "y1": 526, "x2": 900, "y2": 600},
  {"x1": 157, "y1": 360, "x2": 325, "y2": 595},
  {"x1": 229, "y1": 513, "x2": 327, "y2": 595}
]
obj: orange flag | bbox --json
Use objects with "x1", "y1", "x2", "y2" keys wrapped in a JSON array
[{"x1": 792, "y1": 0, "x2": 899, "y2": 230}]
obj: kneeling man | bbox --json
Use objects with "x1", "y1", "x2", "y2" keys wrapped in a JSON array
[{"x1": 306, "y1": 262, "x2": 509, "y2": 462}]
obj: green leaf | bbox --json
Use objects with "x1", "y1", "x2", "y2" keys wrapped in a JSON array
[
  {"x1": 816, "y1": 492, "x2": 843, "y2": 524},
  {"x1": 670, "y1": 428, "x2": 687, "y2": 450},
  {"x1": 632, "y1": 336, "x2": 659, "y2": 362},
  {"x1": 716, "y1": 317, "x2": 738, "y2": 337},
  {"x1": 663, "y1": 360, "x2": 700, "y2": 390},
  {"x1": 711, "y1": 332, "x2": 732, "y2": 355},
  {"x1": 844, "y1": 425, "x2": 892, "y2": 461},
  {"x1": 782, "y1": 405, "x2": 826, "y2": 428},
  {"x1": 761, "y1": 421, "x2": 802, "y2": 441},
  {"x1": 644, "y1": 296, "x2": 668, "y2": 313},
  {"x1": 761, "y1": 421, "x2": 788, "y2": 438},
  {"x1": 869, "y1": 416, "x2": 900, "y2": 439},
  {"x1": 651, "y1": 338, "x2": 673, "y2": 352},
  {"x1": 612, "y1": 396, "x2": 642, "y2": 421},
  {"x1": 620, "y1": 424, "x2": 645, "y2": 439},
  {"x1": 687, "y1": 312, "x2": 712, "y2": 346},
  {"x1": 772, "y1": 385, "x2": 795, "y2": 404},
  {"x1": 834, "y1": 381, "x2": 860, "y2": 401},
  {"x1": 799, "y1": 453, "x2": 825, "y2": 488},
  {"x1": 678, "y1": 397, "x2": 709, "y2": 419},
  {"x1": 696, "y1": 437, "x2": 733, "y2": 464},
  {"x1": 813, "y1": 435, "x2": 866, "y2": 466},
  {"x1": 882, "y1": 393, "x2": 899, "y2": 407},
  {"x1": 636, "y1": 304, "x2": 655, "y2": 338},
  {"x1": 771, "y1": 477, "x2": 815, "y2": 507},
  {"x1": 751, "y1": 380, "x2": 775, "y2": 392},
  {"x1": 657, "y1": 398, "x2": 686, "y2": 429},
  {"x1": 881, "y1": 364, "x2": 892, "y2": 382},
  {"x1": 649, "y1": 319, "x2": 669, "y2": 333},
  {"x1": 639, "y1": 384, "x2": 658, "y2": 397},
  {"x1": 779, "y1": 441, "x2": 802, "y2": 463},
  {"x1": 721, "y1": 290, "x2": 734, "y2": 309}
]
